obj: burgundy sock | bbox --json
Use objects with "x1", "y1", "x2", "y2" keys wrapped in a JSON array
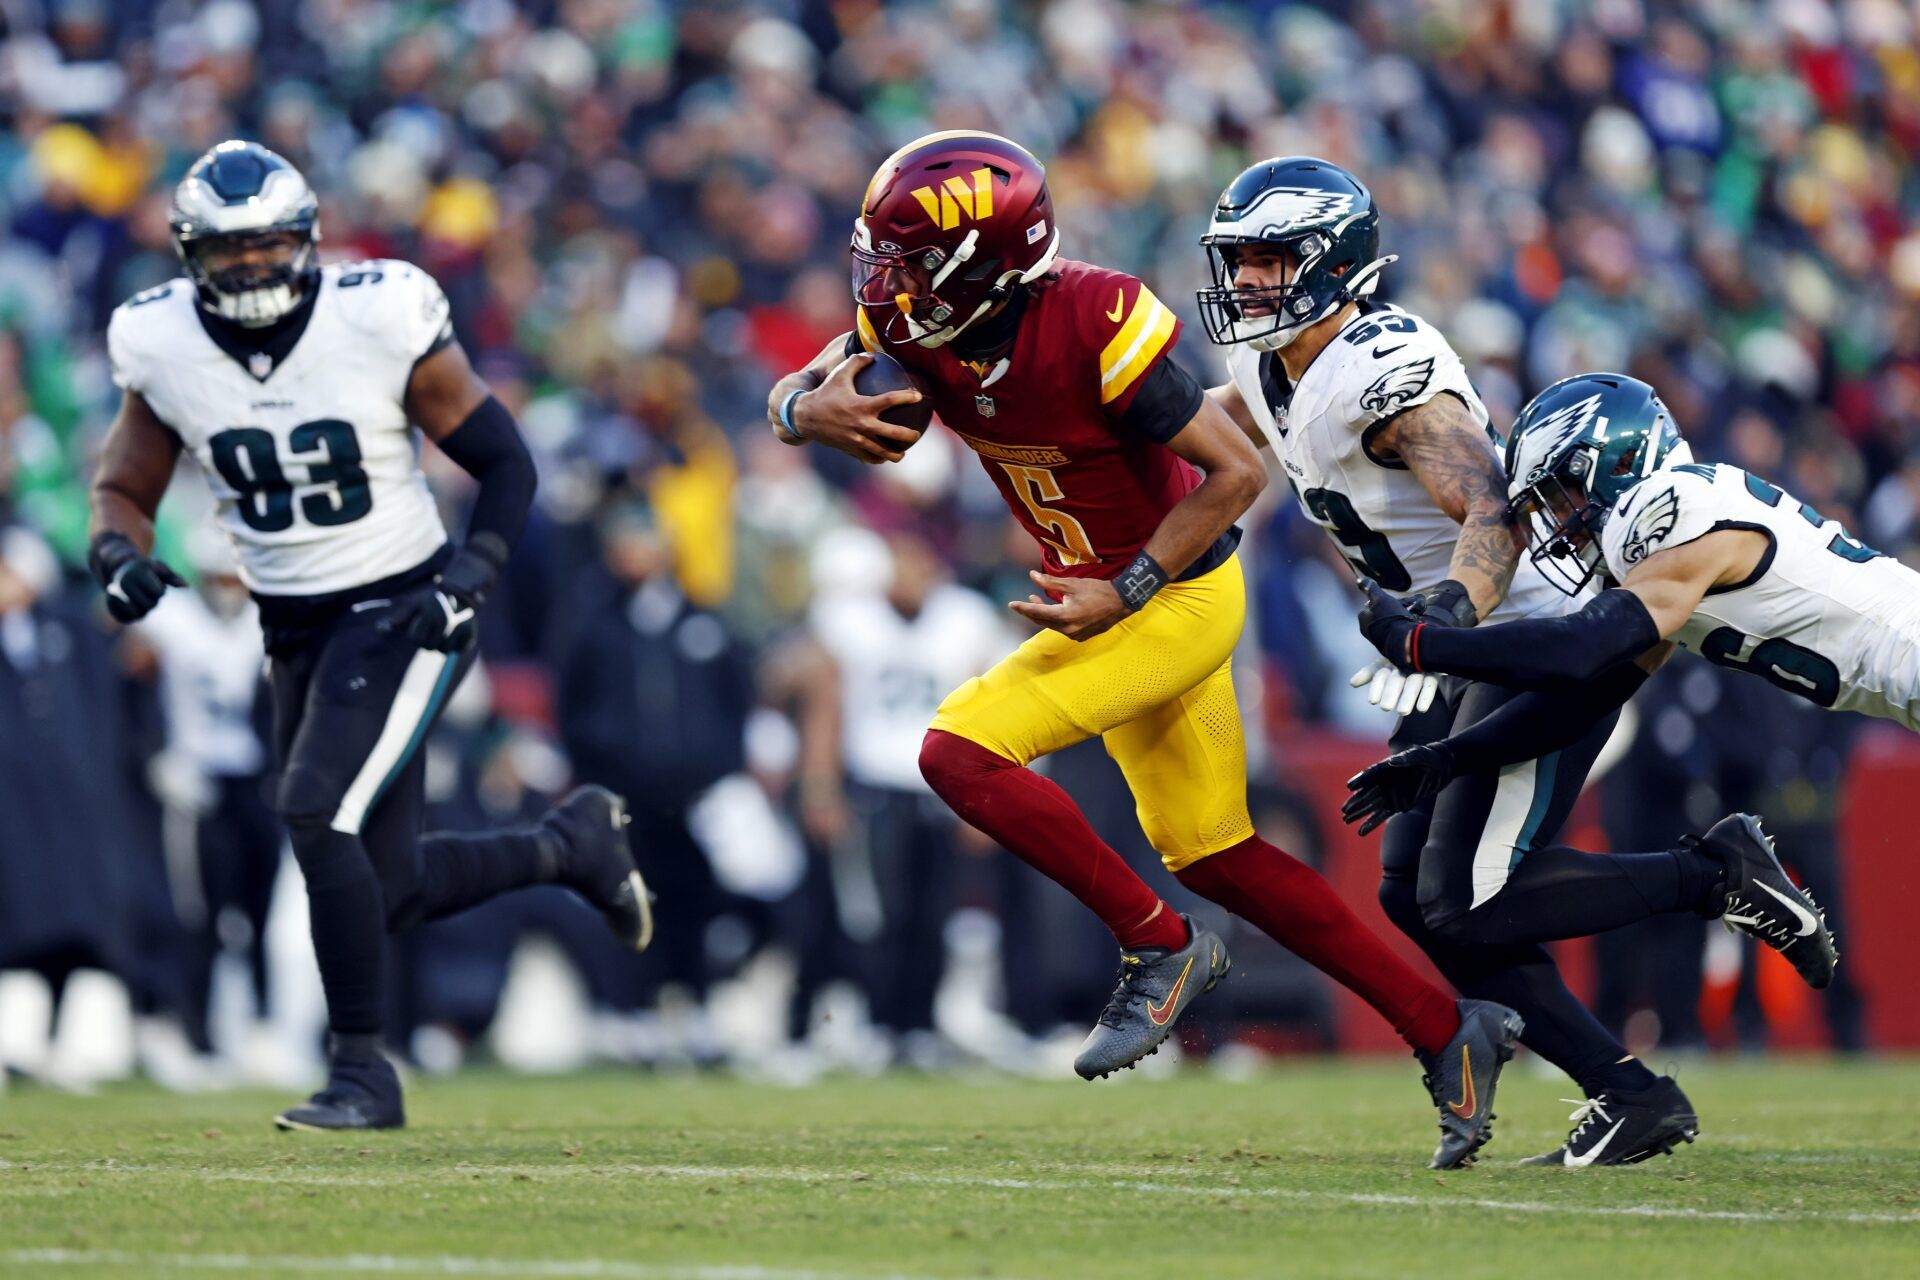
[
  {"x1": 920, "y1": 730, "x2": 1186, "y2": 952},
  {"x1": 1177, "y1": 835, "x2": 1461, "y2": 1054}
]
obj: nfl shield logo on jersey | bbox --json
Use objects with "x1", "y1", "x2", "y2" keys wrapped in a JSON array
[
  {"x1": 975, "y1": 394, "x2": 996, "y2": 417},
  {"x1": 248, "y1": 352, "x2": 273, "y2": 379}
]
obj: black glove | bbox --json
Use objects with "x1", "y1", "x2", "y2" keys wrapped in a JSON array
[
  {"x1": 88, "y1": 532, "x2": 186, "y2": 624},
  {"x1": 1410, "y1": 578, "x2": 1478, "y2": 631},
  {"x1": 1359, "y1": 577, "x2": 1483, "y2": 670},
  {"x1": 1342, "y1": 742, "x2": 1458, "y2": 836},
  {"x1": 381, "y1": 535, "x2": 506, "y2": 653},
  {"x1": 1356, "y1": 577, "x2": 1423, "y2": 669}
]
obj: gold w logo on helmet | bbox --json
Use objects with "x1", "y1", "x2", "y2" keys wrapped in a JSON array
[{"x1": 911, "y1": 168, "x2": 995, "y2": 230}]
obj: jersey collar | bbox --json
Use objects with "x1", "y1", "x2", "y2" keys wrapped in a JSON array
[{"x1": 196, "y1": 283, "x2": 320, "y2": 383}]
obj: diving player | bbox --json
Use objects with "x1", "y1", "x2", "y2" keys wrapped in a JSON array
[
  {"x1": 1348, "y1": 372, "x2": 1856, "y2": 977},
  {"x1": 1197, "y1": 156, "x2": 1724, "y2": 1166},
  {"x1": 87, "y1": 141, "x2": 652, "y2": 1131},
  {"x1": 768, "y1": 130, "x2": 1521, "y2": 1170}
]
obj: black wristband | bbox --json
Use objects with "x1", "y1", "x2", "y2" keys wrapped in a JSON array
[
  {"x1": 439, "y1": 533, "x2": 508, "y2": 605},
  {"x1": 1114, "y1": 551, "x2": 1170, "y2": 612},
  {"x1": 1419, "y1": 579, "x2": 1478, "y2": 629},
  {"x1": 87, "y1": 531, "x2": 138, "y2": 587}
]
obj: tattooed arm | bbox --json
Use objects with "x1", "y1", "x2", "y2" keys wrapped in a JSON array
[{"x1": 1367, "y1": 391, "x2": 1521, "y2": 618}]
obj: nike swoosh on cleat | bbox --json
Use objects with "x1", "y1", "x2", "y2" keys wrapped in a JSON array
[
  {"x1": 1106, "y1": 289, "x2": 1126, "y2": 323},
  {"x1": 1146, "y1": 957, "x2": 1195, "y2": 1026},
  {"x1": 1447, "y1": 1044, "x2": 1476, "y2": 1119},
  {"x1": 1755, "y1": 880, "x2": 1820, "y2": 937},
  {"x1": 1564, "y1": 1120, "x2": 1625, "y2": 1167}
]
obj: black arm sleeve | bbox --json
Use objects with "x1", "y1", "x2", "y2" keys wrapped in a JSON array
[
  {"x1": 1446, "y1": 662, "x2": 1650, "y2": 776},
  {"x1": 1118, "y1": 356, "x2": 1205, "y2": 444},
  {"x1": 436, "y1": 395, "x2": 536, "y2": 559},
  {"x1": 1412, "y1": 587, "x2": 1662, "y2": 689}
]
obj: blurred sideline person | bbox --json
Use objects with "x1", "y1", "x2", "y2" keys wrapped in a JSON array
[
  {"x1": 799, "y1": 523, "x2": 1014, "y2": 1064},
  {"x1": 769, "y1": 131, "x2": 1519, "y2": 1169},
  {"x1": 87, "y1": 142, "x2": 651, "y2": 1130},
  {"x1": 128, "y1": 530, "x2": 280, "y2": 1072},
  {"x1": 0, "y1": 523, "x2": 156, "y2": 1083},
  {"x1": 551, "y1": 490, "x2": 755, "y2": 1055}
]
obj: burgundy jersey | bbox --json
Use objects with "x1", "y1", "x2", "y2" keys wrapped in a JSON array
[{"x1": 858, "y1": 259, "x2": 1222, "y2": 581}]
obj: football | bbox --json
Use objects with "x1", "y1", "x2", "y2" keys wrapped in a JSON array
[{"x1": 853, "y1": 350, "x2": 934, "y2": 436}]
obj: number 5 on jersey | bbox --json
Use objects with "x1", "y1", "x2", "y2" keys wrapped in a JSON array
[{"x1": 1000, "y1": 463, "x2": 1096, "y2": 566}]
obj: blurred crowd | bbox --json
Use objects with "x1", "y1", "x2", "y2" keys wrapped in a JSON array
[{"x1": 0, "y1": 0, "x2": 1907, "y2": 1086}]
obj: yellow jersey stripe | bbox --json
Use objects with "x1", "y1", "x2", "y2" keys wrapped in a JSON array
[
  {"x1": 1099, "y1": 300, "x2": 1177, "y2": 403},
  {"x1": 1099, "y1": 288, "x2": 1162, "y2": 378},
  {"x1": 855, "y1": 309, "x2": 879, "y2": 352}
]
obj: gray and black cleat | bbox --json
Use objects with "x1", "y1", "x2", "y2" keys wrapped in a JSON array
[
  {"x1": 1074, "y1": 916, "x2": 1230, "y2": 1080},
  {"x1": 541, "y1": 785, "x2": 654, "y2": 952},
  {"x1": 275, "y1": 1050, "x2": 404, "y2": 1132},
  {"x1": 1521, "y1": 1075, "x2": 1699, "y2": 1167},
  {"x1": 1419, "y1": 998, "x2": 1525, "y2": 1170},
  {"x1": 1697, "y1": 813, "x2": 1836, "y2": 989}
]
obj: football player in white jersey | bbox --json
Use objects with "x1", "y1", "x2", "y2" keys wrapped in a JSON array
[
  {"x1": 87, "y1": 141, "x2": 652, "y2": 1131},
  {"x1": 1349, "y1": 374, "x2": 1849, "y2": 1162},
  {"x1": 1198, "y1": 158, "x2": 1765, "y2": 1166}
]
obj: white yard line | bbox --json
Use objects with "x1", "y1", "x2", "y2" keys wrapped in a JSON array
[
  {"x1": 5, "y1": 1160, "x2": 1918, "y2": 1226},
  {"x1": 0, "y1": 1253, "x2": 945, "y2": 1280}
]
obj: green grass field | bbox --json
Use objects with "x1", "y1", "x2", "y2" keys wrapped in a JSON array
[{"x1": 2, "y1": 1059, "x2": 1917, "y2": 1279}]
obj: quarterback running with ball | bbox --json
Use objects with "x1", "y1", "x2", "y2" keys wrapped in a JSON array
[
  {"x1": 767, "y1": 130, "x2": 1521, "y2": 1169},
  {"x1": 88, "y1": 142, "x2": 653, "y2": 1130}
]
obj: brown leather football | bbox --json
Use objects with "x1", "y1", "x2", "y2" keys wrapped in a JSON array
[{"x1": 853, "y1": 351, "x2": 934, "y2": 434}]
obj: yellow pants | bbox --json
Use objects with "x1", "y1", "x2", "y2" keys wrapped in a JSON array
[{"x1": 929, "y1": 554, "x2": 1253, "y2": 871}]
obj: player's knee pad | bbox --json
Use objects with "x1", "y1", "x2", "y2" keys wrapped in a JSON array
[
  {"x1": 1376, "y1": 868, "x2": 1426, "y2": 941},
  {"x1": 918, "y1": 728, "x2": 1004, "y2": 802},
  {"x1": 1424, "y1": 900, "x2": 1506, "y2": 948},
  {"x1": 276, "y1": 763, "x2": 346, "y2": 833}
]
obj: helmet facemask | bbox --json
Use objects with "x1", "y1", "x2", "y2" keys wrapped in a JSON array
[
  {"x1": 1197, "y1": 224, "x2": 1394, "y2": 352},
  {"x1": 852, "y1": 222, "x2": 1054, "y2": 349},
  {"x1": 179, "y1": 226, "x2": 319, "y2": 328},
  {"x1": 1509, "y1": 450, "x2": 1613, "y2": 595}
]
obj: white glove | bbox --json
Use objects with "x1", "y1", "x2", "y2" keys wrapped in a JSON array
[{"x1": 1348, "y1": 659, "x2": 1441, "y2": 717}]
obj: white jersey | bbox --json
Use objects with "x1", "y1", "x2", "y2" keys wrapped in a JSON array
[
  {"x1": 1601, "y1": 462, "x2": 1920, "y2": 729},
  {"x1": 107, "y1": 260, "x2": 453, "y2": 596},
  {"x1": 137, "y1": 590, "x2": 267, "y2": 777},
  {"x1": 810, "y1": 584, "x2": 1014, "y2": 792},
  {"x1": 1227, "y1": 305, "x2": 1567, "y2": 623}
]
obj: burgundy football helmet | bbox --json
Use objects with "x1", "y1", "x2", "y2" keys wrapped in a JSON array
[{"x1": 852, "y1": 131, "x2": 1060, "y2": 349}]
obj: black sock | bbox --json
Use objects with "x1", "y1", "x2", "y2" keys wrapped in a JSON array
[
  {"x1": 397, "y1": 828, "x2": 549, "y2": 930},
  {"x1": 1380, "y1": 872, "x2": 1631, "y2": 1088},
  {"x1": 1581, "y1": 1054, "x2": 1661, "y2": 1096},
  {"x1": 286, "y1": 822, "x2": 387, "y2": 1037},
  {"x1": 1461, "y1": 845, "x2": 1721, "y2": 945}
]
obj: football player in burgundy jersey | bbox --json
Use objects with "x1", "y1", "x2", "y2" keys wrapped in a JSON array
[{"x1": 766, "y1": 131, "x2": 1523, "y2": 1168}]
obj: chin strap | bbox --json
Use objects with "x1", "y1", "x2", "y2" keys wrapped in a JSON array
[{"x1": 1342, "y1": 254, "x2": 1399, "y2": 303}]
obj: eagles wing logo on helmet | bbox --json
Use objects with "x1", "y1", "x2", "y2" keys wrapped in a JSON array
[
  {"x1": 1620, "y1": 485, "x2": 1682, "y2": 565},
  {"x1": 1518, "y1": 393, "x2": 1605, "y2": 484},
  {"x1": 1242, "y1": 186, "x2": 1356, "y2": 234},
  {"x1": 1359, "y1": 358, "x2": 1435, "y2": 414}
]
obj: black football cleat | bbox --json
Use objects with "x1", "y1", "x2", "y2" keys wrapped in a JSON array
[
  {"x1": 1696, "y1": 813, "x2": 1836, "y2": 989},
  {"x1": 1074, "y1": 916, "x2": 1229, "y2": 1080},
  {"x1": 1521, "y1": 1075, "x2": 1699, "y2": 1167},
  {"x1": 274, "y1": 1051, "x2": 404, "y2": 1132},
  {"x1": 1418, "y1": 998, "x2": 1524, "y2": 1170},
  {"x1": 541, "y1": 786, "x2": 654, "y2": 952}
]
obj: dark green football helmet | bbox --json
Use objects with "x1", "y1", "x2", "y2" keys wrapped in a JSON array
[
  {"x1": 1504, "y1": 373, "x2": 1693, "y2": 594},
  {"x1": 1197, "y1": 157, "x2": 1395, "y2": 351}
]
